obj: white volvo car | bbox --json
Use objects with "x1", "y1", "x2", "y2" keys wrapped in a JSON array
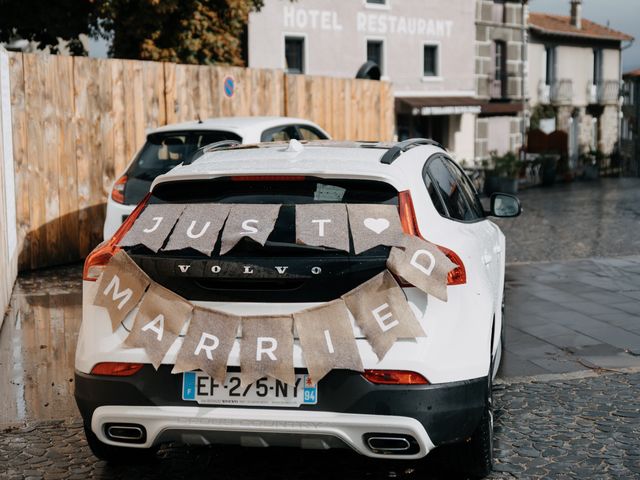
[
  {"x1": 103, "y1": 116, "x2": 330, "y2": 239},
  {"x1": 77, "y1": 139, "x2": 520, "y2": 478}
]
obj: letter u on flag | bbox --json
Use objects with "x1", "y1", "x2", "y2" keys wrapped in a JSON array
[
  {"x1": 119, "y1": 204, "x2": 186, "y2": 252},
  {"x1": 342, "y1": 270, "x2": 426, "y2": 360},
  {"x1": 93, "y1": 251, "x2": 150, "y2": 331},
  {"x1": 293, "y1": 299, "x2": 363, "y2": 383},
  {"x1": 124, "y1": 283, "x2": 193, "y2": 369},
  {"x1": 173, "y1": 307, "x2": 240, "y2": 383}
]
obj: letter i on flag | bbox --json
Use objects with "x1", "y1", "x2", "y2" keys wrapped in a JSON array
[{"x1": 293, "y1": 299, "x2": 363, "y2": 383}]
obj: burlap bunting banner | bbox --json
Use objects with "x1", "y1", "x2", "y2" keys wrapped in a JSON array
[
  {"x1": 124, "y1": 283, "x2": 193, "y2": 369},
  {"x1": 173, "y1": 307, "x2": 240, "y2": 383},
  {"x1": 346, "y1": 204, "x2": 404, "y2": 254},
  {"x1": 163, "y1": 204, "x2": 231, "y2": 255},
  {"x1": 342, "y1": 270, "x2": 426, "y2": 360},
  {"x1": 94, "y1": 250, "x2": 150, "y2": 331},
  {"x1": 240, "y1": 315, "x2": 295, "y2": 386},
  {"x1": 219, "y1": 204, "x2": 281, "y2": 255},
  {"x1": 293, "y1": 299, "x2": 363, "y2": 383},
  {"x1": 295, "y1": 204, "x2": 350, "y2": 252},
  {"x1": 387, "y1": 235, "x2": 457, "y2": 302},
  {"x1": 119, "y1": 204, "x2": 186, "y2": 252}
]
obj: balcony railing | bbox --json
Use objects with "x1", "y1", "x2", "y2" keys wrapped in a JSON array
[
  {"x1": 591, "y1": 80, "x2": 620, "y2": 105},
  {"x1": 538, "y1": 79, "x2": 573, "y2": 105}
]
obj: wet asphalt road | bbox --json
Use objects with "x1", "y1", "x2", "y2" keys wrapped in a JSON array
[{"x1": 1, "y1": 178, "x2": 640, "y2": 479}]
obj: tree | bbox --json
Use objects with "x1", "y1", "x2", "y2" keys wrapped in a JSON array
[
  {"x1": 0, "y1": 0, "x2": 95, "y2": 55},
  {"x1": 94, "y1": 0, "x2": 265, "y2": 66}
]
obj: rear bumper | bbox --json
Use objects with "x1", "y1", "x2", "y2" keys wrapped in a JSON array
[{"x1": 75, "y1": 367, "x2": 487, "y2": 458}]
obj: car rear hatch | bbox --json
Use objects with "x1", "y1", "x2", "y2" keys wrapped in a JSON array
[{"x1": 123, "y1": 176, "x2": 398, "y2": 312}]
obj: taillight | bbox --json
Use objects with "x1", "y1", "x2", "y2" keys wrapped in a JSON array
[
  {"x1": 230, "y1": 175, "x2": 306, "y2": 182},
  {"x1": 91, "y1": 362, "x2": 144, "y2": 376},
  {"x1": 362, "y1": 370, "x2": 429, "y2": 385},
  {"x1": 111, "y1": 175, "x2": 128, "y2": 204},
  {"x1": 83, "y1": 192, "x2": 151, "y2": 281},
  {"x1": 397, "y1": 190, "x2": 466, "y2": 285}
]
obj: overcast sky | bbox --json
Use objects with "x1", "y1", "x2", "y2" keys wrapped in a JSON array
[{"x1": 530, "y1": 0, "x2": 639, "y2": 71}]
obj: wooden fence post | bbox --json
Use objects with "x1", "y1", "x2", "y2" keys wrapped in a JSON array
[{"x1": 0, "y1": 46, "x2": 19, "y2": 322}]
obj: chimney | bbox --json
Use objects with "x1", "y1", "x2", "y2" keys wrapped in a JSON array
[{"x1": 570, "y1": 0, "x2": 582, "y2": 29}]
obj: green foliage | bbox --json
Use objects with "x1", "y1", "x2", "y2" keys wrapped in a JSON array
[
  {"x1": 490, "y1": 151, "x2": 522, "y2": 179},
  {"x1": 529, "y1": 104, "x2": 556, "y2": 131},
  {"x1": 93, "y1": 0, "x2": 266, "y2": 65},
  {"x1": 0, "y1": 0, "x2": 94, "y2": 55}
]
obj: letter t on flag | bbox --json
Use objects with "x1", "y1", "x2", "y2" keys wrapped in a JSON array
[{"x1": 293, "y1": 299, "x2": 363, "y2": 383}]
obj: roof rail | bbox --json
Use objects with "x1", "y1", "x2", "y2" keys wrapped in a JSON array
[
  {"x1": 379, "y1": 138, "x2": 444, "y2": 165},
  {"x1": 183, "y1": 139, "x2": 241, "y2": 165}
]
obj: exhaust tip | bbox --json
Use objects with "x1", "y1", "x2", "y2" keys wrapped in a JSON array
[
  {"x1": 104, "y1": 423, "x2": 146, "y2": 444},
  {"x1": 364, "y1": 433, "x2": 419, "y2": 455}
]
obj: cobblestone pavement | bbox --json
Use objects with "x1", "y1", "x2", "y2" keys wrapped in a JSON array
[
  {"x1": 493, "y1": 178, "x2": 640, "y2": 263},
  {"x1": 1, "y1": 371, "x2": 639, "y2": 479}
]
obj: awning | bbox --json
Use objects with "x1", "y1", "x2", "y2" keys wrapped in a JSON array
[
  {"x1": 396, "y1": 97, "x2": 484, "y2": 116},
  {"x1": 480, "y1": 102, "x2": 523, "y2": 115}
]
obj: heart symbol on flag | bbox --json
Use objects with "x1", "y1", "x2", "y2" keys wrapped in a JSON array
[{"x1": 364, "y1": 218, "x2": 390, "y2": 234}]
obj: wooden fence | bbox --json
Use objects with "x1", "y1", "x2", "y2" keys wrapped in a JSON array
[{"x1": 7, "y1": 53, "x2": 394, "y2": 271}]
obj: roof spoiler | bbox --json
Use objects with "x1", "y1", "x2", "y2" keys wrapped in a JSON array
[{"x1": 379, "y1": 138, "x2": 445, "y2": 165}]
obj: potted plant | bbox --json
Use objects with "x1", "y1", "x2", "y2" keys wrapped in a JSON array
[{"x1": 493, "y1": 151, "x2": 522, "y2": 194}]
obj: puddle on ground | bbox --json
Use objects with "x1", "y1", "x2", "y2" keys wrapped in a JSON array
[{"x1": 0, "y1": 265, "x2": 83, "y2": 425}]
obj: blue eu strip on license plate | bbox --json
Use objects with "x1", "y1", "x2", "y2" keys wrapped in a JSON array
[{"x1": 183, "y1": 371, "x2": 196, "y2": 400}]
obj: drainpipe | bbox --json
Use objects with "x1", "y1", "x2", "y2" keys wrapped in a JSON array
[
  {"x1": 521, "y1": 0, "x2": 529, "y2": 159},
  {"x1": 619, "y1": 38, "x2": 634, "y2": 171}
]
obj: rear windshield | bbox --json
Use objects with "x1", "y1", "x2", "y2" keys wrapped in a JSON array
[
  {"x1": 147, "y1": 177, "x2": 398, "y2": 256},
  {"x1": 128, "y1": 131, "x2": 242, "y2": 181}
]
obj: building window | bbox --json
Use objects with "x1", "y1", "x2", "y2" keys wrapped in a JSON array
[
  {"x1": 285, "y1": 37, "x2": 305, "y2": 74},
  {"x1": 423, "y1": 45, "x2": 438, "y2": 77},
  {"x1": 366, "y1": 0, "x2": 387, "y2": 4},
  {"x1": 367, "y1": 40, "x2": 384, "y2": 75},
  {"x1": 593, "y1": 49, "x2": 603, "y2": 85},
  {"x1": 492, "y1": 0, "x2": 506, "y2": 23},
  {"x1": 491, "y1": 41, "x2": 507, "y2": 98},
  {"x1": 545, "y1": 46, "x2": 556, "y2": 85}
]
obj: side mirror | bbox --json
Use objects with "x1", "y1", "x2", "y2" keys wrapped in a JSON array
[{"x1": 489, "y1": 193, "x2": 522, "y2": 218}]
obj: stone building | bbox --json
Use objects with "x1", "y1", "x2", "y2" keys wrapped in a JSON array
[
  {"x1": 621, "y1": 69, "x2": 640, "y2": 176},
  {"x1": 527, "y1": 0, "x2": 633, "y2": 168},
  {"x1": 475, "y1": 0, "x2": 527, "y2": 161},
  {"x1": 248, "y1": 0, "x2": 480, "y2": 163}
]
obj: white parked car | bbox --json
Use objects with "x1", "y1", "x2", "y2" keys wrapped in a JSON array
[
  {"x1": 103, "y1": 116, "x2": 330, "y2": 240},
  {"x1": 78, "y1": 139, "x2": 520, "y2": 478}
]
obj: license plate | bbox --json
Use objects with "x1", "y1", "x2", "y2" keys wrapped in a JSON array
[{"x1": 182, "y1": 372, "x2": 318, "y2": 407}]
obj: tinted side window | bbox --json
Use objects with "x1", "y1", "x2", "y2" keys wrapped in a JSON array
[
  {"x1": 425, "y1": 156, "x2": 475, "y2": 221},
  {"x1": 444, "y1": 160, "x2": 485, "y2": 220},
  {"x1": 298, "y1": 126, "x2": 327, "y2": 141},
  {"x1": 261, "y1": 125, "x2": 299, "y2": 142},
  {"x1": 423, "y1": 172, "x2": 447, "y2": 216}
]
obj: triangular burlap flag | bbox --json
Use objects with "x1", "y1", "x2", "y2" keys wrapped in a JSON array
[
  {"x1": 93, "y1": 251, "x2": 150, "y2": 331},
  {"x1": 124, "y1": 283, "x2": 193, "y2": 369},
  {"x1": 387, "y1": 235, "x2": 457, "y2": 302},
  {"x1": 293, "y1": 299, "x2": 363, "y2": 383},
  {"x1": 295, "y1": 204, "x2": 349, "y2": 252},
  {"x1": 240, "y1": 315, "x2": 294, "y2": 386},
  {"x1": 346, "y1": 204, "x2": 404, "y2": 254},
  {"x1": 342, "y1": 270, "x2": 425, "y2": 360},
  {"x1": 219, "y1": 204, "x2": 281, "y2": 255},
  {"x1": 163, "y1": 204, "x2": 231, "y2": 255},
  {"x1": 173, "y1": 307, "x2": 240, "y2": 383},
  {"x1": 119, "y1": 204, "x2": 187, "y2": 252}
]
